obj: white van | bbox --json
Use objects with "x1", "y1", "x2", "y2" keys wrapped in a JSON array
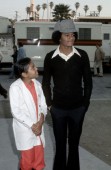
[{"x1": 15, "y1": 21, "x2": 102, "y2": 70}]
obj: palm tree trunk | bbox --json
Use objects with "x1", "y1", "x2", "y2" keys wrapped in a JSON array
[{"x1": 42, "y1": 10, "x2": 44, "y2": 19}]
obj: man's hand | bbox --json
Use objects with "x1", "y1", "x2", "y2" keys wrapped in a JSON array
[{"x1": 48, "y1": 105, "x2": 52, "y2": 111}]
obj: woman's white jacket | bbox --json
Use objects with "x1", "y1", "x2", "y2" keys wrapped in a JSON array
[{"x1": 9, "y1": 78, "x2": 47, "y2": 150}]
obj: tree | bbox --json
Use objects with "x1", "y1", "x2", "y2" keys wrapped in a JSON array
[
  {"x1": 9, "y1": 19, "x2": 16, "y2": 27},
  {"x1": 49, "y1": 1, "x2": 54, "y2": 19},
  {"x1": 52, "y1": 4, "x2": 71, "y2": 21},
  {"x1": 36, "y1": 5, "x2": 41, "y2": 20},
  {"x1": 75, "y1": 2, "x2": 80, "y2": 18},
  {"x1": 26, "y1": 6, "x2": 31, "y2": 19},
  {"x1": 71, "y1": 10, "x2": 76, "y2": 20},
  {"x1": 42, "y1": 3, "x2": 47, "y2": 19},
  {"x1": 84, "y1": 5, "x2": 89, "y2": 16},
  {"x1": 36, "y1": 5, "x2": 41, "y2": 13},
  {"x1": 97, "y1": 5, "x2": 102, "y2": 16}
]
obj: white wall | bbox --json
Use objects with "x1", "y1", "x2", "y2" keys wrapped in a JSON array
[
  {"x1": 102, "y1": 24, "x2": 111, "y2": 57},
  {"x1": 0, "y1": 17, "x2": 10, "y2": 33},
  {"x1": 76, "y1": 22, "x2": 102, "y2": 40}
]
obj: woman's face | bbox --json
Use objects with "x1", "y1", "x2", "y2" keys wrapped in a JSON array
[
  {"x1": 23, "y1": 61, "x2": 38, "y2": 79},
  {"x1": 60, "y1": 32, "x2": 75, "y2": 47}
]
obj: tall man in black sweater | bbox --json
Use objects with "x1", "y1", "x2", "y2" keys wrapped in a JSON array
[{"x1": 42, "y1": 19, "x2": 92, "y2": 170}]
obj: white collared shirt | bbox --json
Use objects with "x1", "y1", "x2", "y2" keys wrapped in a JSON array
[{"x1": 52, "y1": 46, "x2": 81, "y2": 61}]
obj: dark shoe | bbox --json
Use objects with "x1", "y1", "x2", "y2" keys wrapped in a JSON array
[
  {"x1": 98, "y1": 74, "x2": 103, "y2": 77},
  {"x1": 9, "y1": 77, "x2": 14, "y2": 79},
  {"x1": 0, "y1": 84, "x2": 7, "y2": 98},
  {"x1": 3, "y1": 93, "x2": 7, "y2": 98},
  {"x1": 93, "y1": 74, "x2": 98, "y2": 77}
]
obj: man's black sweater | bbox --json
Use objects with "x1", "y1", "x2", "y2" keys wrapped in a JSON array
[{"x1": 42, "y1": 48, "x2": 92, "y2": 110}]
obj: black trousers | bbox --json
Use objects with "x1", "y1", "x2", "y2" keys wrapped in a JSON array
[{"x1": 51, "y1": 106, "x2": 86, "y2": 170}]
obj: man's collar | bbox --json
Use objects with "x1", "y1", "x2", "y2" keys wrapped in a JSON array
[{"x1": 52, "y1": 46, "x2": 81, "y2": 59}]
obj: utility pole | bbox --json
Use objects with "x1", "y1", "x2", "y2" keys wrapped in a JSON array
[
  {"x1": 47, "y1": 0, "x2": 49, "y2": 21},
  {"x1": 15, "y1": 11, "x2": 18, "y2": 21},
  {"x1": 30, "y1": 0, "x2": 35, "y2": 19}
]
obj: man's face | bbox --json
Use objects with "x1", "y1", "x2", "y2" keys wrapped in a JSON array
[{"x1": 60, "y1": 33, "x2": 75, "y2": 47}]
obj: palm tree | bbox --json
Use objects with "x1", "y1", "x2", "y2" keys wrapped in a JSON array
[
  {"x1": 75, "y1": 2, "x2": 80, "y2": 18},
  {"x1": 9, "y1": 19, "x2": 16, "y2": 27},
  {"x1": 35, "y1": 11, "x2": 39, "y2": 20},
  {"x1": 49, "y1": 1, "x2": 54, "y2": 19},
  {"x1": 84, "y1": 5, "x2": 89, "y2": 16},
  {"x1": 52, "y1": 4, "x2": 71, "y2": 21},
  {"x1": 42, "y1": 3, "x2": 47, "y2": 19},
  {"x1": 36, "y1": 5, "x2": 41, "y2": 20},
  {"x1": 71, "y1": 10, "x2": 76, "y2": 20},
  {"x1": 97, "y1": 5, "x2": 102, "y2": 16},
  {"x1": 26, "y1": 7, "x2": 31, "y2": 19}
]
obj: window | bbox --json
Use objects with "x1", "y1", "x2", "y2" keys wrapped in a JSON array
[
  {"x1": 27, "y1": 27, "x2": 40, "y2": 39},
  {"x1": 103, "y1": 33, "x2": 110, "y2": 40},
  {"x1": 79, "y1": 28, "x2": 91, "y2": 40},
  {"x1": 49, "y1": 27, "x2": 54, "y2": 31}
]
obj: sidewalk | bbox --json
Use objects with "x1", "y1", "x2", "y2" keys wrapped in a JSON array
[
  {"x1": 0, "y1": 74, "x2": 111, "y2": 169},
  {"x1": 0, "y1": 119, "x2": 111, "y2": 170}
]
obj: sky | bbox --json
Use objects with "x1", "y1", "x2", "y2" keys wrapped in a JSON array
[{"x1": 0, "y1": 0, "x2": 111, "y2": 20}]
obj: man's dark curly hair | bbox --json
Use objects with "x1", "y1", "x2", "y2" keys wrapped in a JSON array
[{"x1": 52, "y1": 31, "x2": 78, "y2": 44}]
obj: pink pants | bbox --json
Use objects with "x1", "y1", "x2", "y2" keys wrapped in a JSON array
[{"x1": 20, "y1": 145, "x2": 45, "y2": 170}]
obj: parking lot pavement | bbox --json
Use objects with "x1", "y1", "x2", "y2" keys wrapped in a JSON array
[
  {"x1": 1, "y1": 73, "x2": 111, "y2": 100},
  {"x1": 91, "y1": 74, "x2": 111, "y2": 100},
  {"x1": 0, "y1": 73, "x2": 111, "y2": 169}
]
